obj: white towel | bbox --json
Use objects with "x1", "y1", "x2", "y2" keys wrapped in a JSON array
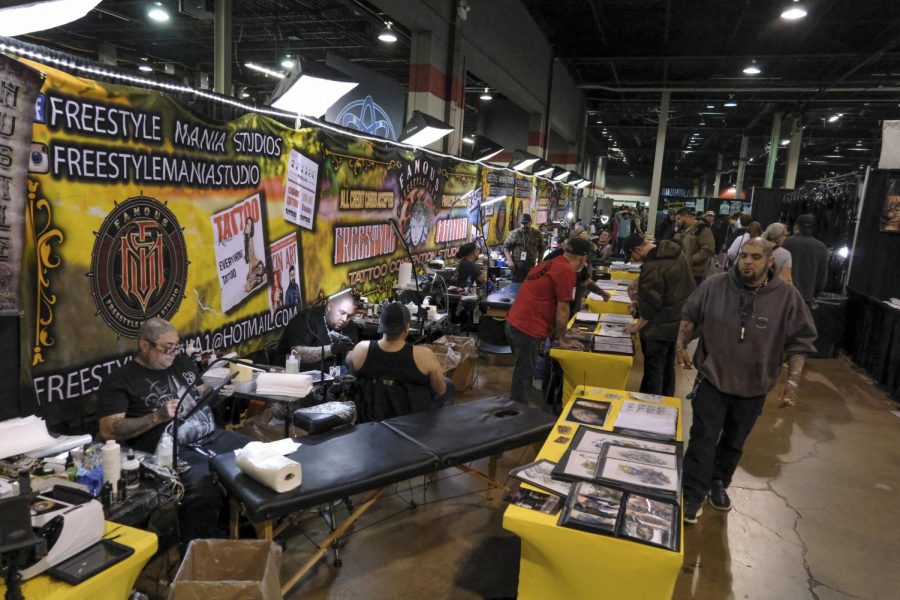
[{"x1": 255, "y1": 373, "x2": 314, "y2": 398}]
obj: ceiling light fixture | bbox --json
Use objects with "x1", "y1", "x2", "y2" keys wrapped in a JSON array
[
  {"x1": 780, "y1": 139, "x2": 790, "y2": 145},
  {"x1": 743, "y1": 61, "x2": 762, "y2": 75},
  {"x1": 148, "y1": 2, "x2": 170, "y2": 22},
  {"x1": 508, "y1": 149, "x2": 541, "y2": 172},
  {"x1": 828, "y1": 113, "x2": 841, "y2": 123},
  {"x1": 138, "y1": 63, "x2": 153, "y2": 72},
  {"x1": 479, "y1": 87, "x2": 493, "y2": 101},
  {"x1": 552, "y1": 169, "x2": 572, "y2": 181},
  {"x1": 378, "y1": 21, "x2": 398, "y2": 43},
  {"x1": 532, "y1": 159, "x2": 555, "y2": 177},
  {"x1": 0, "y1": 0, "x2": 103, "y2": 36},
  {"x1": 245, "y1": 62, "x2": 286, "y2": 79},
  {"x1": 781, "y1": 0, "x2": 808, "y2": 20},
  {"x1": 399, "y1": 110, "x2": 455, "y2": 147},
  {"x1": 462, "y1": 136, "x2": 474, "y2": 144},
  {"x1": 281, "y1": 56, "x2": 295, "y2": 70},
  {"x1": 724, "y1": 101, "x2": 738, "y2": 107}
]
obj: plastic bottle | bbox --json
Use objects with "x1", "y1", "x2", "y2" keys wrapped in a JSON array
[
  {"x1": 101, "y1": 439, "x2": 121, "y2": 486},
  {"x1": 156, "y1": 432, "x2": 173, "y2": 469},
  {"x1": 285, "y1": 350, "x2": 300, "y2": 374},
  {"x1": 122, "y1": 450, "x2": 140, "y2": 489}
]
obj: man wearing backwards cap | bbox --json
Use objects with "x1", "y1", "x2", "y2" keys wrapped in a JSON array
[
  {"x1": 346, "y1": 302, "x2": 454, "y2": 411},
  {"x1": 503, "y1": 213, "x2": 545, "y2": 283},
  {"x1": 452, "y1": 242, "x2": 487, "y2": 286},
  {"x1": 505, "y1": 237, "x2": 591, "y2": 405}
]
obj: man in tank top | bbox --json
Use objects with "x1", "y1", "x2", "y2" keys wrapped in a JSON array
[{"x1": 346, "y1": 302, "x2": 454, "y2": 412}]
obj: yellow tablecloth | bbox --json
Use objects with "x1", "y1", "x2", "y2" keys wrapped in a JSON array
[
  {"x1": 609, "y1": 268, "x2": 640, "y2": 281},
  {"x1": 503, "y1": 386, "x2": 684, "y2": 600},
  {"x1": 551, "y1": 315, "x2": 634, "y2": 399},
  {"x1": 584, "y1": 296, "x2": 633, "y2": 314},
  {"x1": 1, "y1": 521, "x2": 158, "y2": 600}
]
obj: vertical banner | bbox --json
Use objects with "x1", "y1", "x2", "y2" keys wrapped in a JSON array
[
  {"x1": 211, "y1": 193, "x2": 268, "y2": 312},
  {"x1": 268, "y1": 232, "x2": 302, "y2": 311},
  {"x1": 284, "y1": 148, "x2": 318, "y2": 229},
  {"x1": 0, "y1": 56, "x2": 41, "y2": 315}
]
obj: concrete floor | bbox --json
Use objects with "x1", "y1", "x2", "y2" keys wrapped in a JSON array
[{"x1": 271, "y1": 350, "x2": 900, "y2": 599}]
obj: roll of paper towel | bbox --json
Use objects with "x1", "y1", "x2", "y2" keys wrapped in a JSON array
[
  {"x1": 398, "y1": 262, "x2": 412, "y2": 287},
  {"x1": 235, "y1": 441, "x2": 302, "y2": 493}
]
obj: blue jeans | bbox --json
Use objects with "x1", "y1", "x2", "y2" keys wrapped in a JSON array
[{"x1": 432, "y1": 377, "x2": 455, "y2": 409}]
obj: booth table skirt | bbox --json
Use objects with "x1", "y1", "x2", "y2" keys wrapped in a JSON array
[
  {"x1": 609, "y1": 269, "x2": 640, "y2": 281},
  {"x1": 549, "y1": 347, "x2": 633, "y2": 401},
  {"x1": 585, "y1": 297, "x2": 633, "y2": 315},
  {"x1": 503, "y1": 386, "x2": 683, "y2": 600},
  {"x1": 1, "y1": 521, "x2": 157, "y2": 600}
]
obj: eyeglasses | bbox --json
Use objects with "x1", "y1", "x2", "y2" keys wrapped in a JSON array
[{"x1": 145, "y1": 340, "x2": 182, "y2": 355}]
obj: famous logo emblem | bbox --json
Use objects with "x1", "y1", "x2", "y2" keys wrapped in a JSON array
[
  {"x1": 335, "y1": 95, "x2": 397, "y2": 140},
  {"x1": 88, "y1": 195, "x2": 188, "y2": 338}
]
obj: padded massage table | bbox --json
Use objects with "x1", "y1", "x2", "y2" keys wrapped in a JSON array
[{"x1": 210, "y1": 396, "x2": 554, "y2": 594}]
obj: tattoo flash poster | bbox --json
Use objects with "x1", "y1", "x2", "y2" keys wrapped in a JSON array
[
  {"x1": 283, "y1": 148, "x2": 319, "y2": 230},
  {"x1": 211, "y1": 193, "x2": 268, "y2": 313},
  {"x1": 268, "y1": 232, "x2": 302, "y2": 313}
]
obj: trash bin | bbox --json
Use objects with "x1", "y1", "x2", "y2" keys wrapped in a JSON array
[
  {"x1": 808, "y1": 293, "x2": 847, "y2": 358},
  {"x1": 169, "y1": 539, "x2": 282, "y2": 600}
]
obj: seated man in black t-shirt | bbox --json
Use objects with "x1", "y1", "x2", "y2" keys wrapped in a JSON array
[
  {"x1": 345, "y1": 303, "x2": 453, "y2": 420},
  {"x1": 451, "y1": 242, "x2": 487, "y2": 287},
  {"x1": 278, "y1": 291, "x2": 359, "y2": 372},
  {"x1": 97, "y1": 317, "x2": 249, "y2": 543}
]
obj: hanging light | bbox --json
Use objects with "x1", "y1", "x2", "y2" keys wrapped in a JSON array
[
  {"x1": 742, "y1": 61, "x2": 761, "y2": 75},
  {"x1": 378, "y1": 21, "x2": 398, "y2": 43},
  {"x1": 781, "y1": 1, "x2": 807, "y2": 20},
  {"x1": 138, "y1": 63, "x2": 153, "y2": 72},
  {"x1": 399, "y1": 110, "x2": 455, "y2": 146},
  {"x1": 507, "y1": 149, "x2": 541, "y2": 172},
  {"x1": 148, "y1": 2, "x2": 170, "y2": 22},
  {"x1": 269, "y1": 62, "x2": 359, "y2": 117},
  {"x1": 281, "y1": 56, "x2": 295, "y2": 70},
  {"x1": 479, "y1": 87, "x2": 493, "y2": 101}
]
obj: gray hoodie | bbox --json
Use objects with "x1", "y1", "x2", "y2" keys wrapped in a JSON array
[{"x1": 682, "y1": 266, "x2": 817, "y2": 397}]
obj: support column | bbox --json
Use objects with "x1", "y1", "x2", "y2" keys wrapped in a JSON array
[
  {"x1": 647, "y1": 90, "x2": 670, "y2": 237},
  {"x1": 527, "y1": 113, "x2": 545, "y2": 157},
  {"x1": 784, "y1": 116, "x2": 803, "y2": 189},
  {"x1": 764, "y1": 112, "x2": 783, "y2": 188},
  {"x1": 214, "y1": 0, "x2": 232, "y2": 96},
  {"x1": 713, "y1": 153, "x2": 724, "y2": 198},
  {"x1": 407, "y1": 30, "x2": 463, "y2": 152},
  {"x1": 735, "y1": 134, "x2": 749, "y2": 201},
  {"x1": 98, "y1": 42, "x2": 116, "y2": 66}
]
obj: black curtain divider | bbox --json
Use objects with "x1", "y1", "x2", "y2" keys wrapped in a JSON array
[
  {"x1": 848, "y1": 169, "x2": 900, "y2": 300},
  {"x1": 749, "y1": 187, "x2": 788, "y2": 228},
  {"x1": 843, "y1": 290, "x2": 900, "y2": 402}
]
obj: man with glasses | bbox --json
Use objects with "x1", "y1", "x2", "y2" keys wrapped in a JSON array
[
  {"x1": 675, "y1": 238, "x2": 816, "y2": 524},
  {"x1": 98, "y1": 317, "x2": 249, "y2": 543}
]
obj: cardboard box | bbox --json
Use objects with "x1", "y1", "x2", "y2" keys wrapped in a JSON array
[
  {"x1": 169, "y1": 539, "x2": 282, "y2": 600},
  {"x1": 449, "y1": 356, "x2": 476, "y2": 392}
]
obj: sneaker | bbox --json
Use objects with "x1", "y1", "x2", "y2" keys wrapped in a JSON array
[
  {"x1": 684, "y1": 499, "x2": 704, "y2": 524},
  {"x1": 709, "y1": 481, "x2": 732, "y2": 511}
]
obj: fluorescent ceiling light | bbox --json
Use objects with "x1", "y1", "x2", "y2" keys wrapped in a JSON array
[
  {"x1": 400, "y1": 110, "x2": 454, "y2": 147},
  {"x1": 0, "y1": 0, "x2": 102, "y2": 36},
  {"x1": 270, "y1": 64, "x2": 358, "y2": 117},
  {"x1": 781, "y1": 1, "x2": 807, "y2": 20},
  {"x1": 148, "y1": 3, "x2": 169, "y2": 22},
  {"x1": 462, "y1": 136, "x2": 474, "y2": 144},
  {"x1": 138, "y1": 64, "x2": 153, "y2": 72},
  {"x1": 743, "y1": 63, "x2": 762, "y2": 75},
  {"x1": 281, "y1": 57, "x2": 295, "y2": 69},
  {"x1": 378, "y1": 21, "x2": 398, "y2": 43},
  {"x1": 508, "y1": 149, "x2": 541, "y2": 172},
  {"x1": 827, "y1": 114, "x2": 840, "y2": 123},
  {"x1": 724, "y1": 101, "x2": 738, "y2": 107},
  {"x1": 246, "y1": 62, "x2": 286, "y2": 79},
  {"x1": 780, "y1": 139, "x2": 790, "y2": 145}
]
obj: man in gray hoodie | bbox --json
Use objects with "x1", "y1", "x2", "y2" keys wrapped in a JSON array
[{"x1": 676, "y1": 237, "x2": 817, "y2": 523}]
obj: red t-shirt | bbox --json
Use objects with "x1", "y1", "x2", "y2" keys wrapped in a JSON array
[{"x1": 507, "y1": 255, "x2": 576, "y2": 338}]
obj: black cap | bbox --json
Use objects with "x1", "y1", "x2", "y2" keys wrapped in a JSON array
[
  {"x1": 565, "y1": 237, "x2": 591, "y2": 256},
  {"x1": 520, "y1": 213, "x2": 532, "y2": 223},
  {"x1": 378, "y1": 302, "x2": 410, "y2": 335},
  {"x1": 455, "y1": 242, "x2": 477, "y2": 258},
  {"x1": 796, "y1": 214, "x2": 815, "y2": 235},
  {"x1": 621, "y1": 233, "x2": 645, "y2": 260}
]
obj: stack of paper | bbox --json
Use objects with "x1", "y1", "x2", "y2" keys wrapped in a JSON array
[
  {"x1": 614, "y1": 400, "x2": 677, "y2": 439},
  {"x1": 574, "y1": 311, "x2": 600, "y2": 323},
  {"x1": 600, "y1": 314, "x2": 633, "y2": 324},
  {"x1": 255, "y1": 373, "x2": 314, "y2": 398},
  {"x1": 598, "y1": 323, "x2": 631, "y2": 338}
]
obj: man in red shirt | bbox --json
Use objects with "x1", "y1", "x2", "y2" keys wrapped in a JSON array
[{"x1": 505, "y1": 237, "x2": 590, "y2": 404}]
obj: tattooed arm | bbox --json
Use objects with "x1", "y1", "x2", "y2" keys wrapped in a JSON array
[
  {"x1": 99, "y1": 401, "x2": 176, "y2": 442},
  {"x1": 675, "y1": 319, "x2": 697, "y2": 368},
  {"x1": 291, "y1": 344, "x2": 333, "y2": 364},
  {"x1": 779, "y1": 353, "x2": 806, "y2": 408}
]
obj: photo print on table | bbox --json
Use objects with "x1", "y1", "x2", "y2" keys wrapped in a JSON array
[
  {"x1": 599, "y1": 457, "x2": 679, "y2": 495},
  {"x1": 559, "y1": 449, "x2": 601, "y2": 481},
  {"x1": 605, "y1": 445, "x2": 678, "y2": 470},
  {"x1": 566, "y1": 398, "x2": 612, "y2": 427},
  {"x1": 620, "y1": 494, "x2": 678, "y2": 551},
  {"x1": 572, "y1": 427, "x2": 678, "y2": 456},
  {"x1": 504, "y1": 488, "x2": 564, "y2": 515},
  {"x1": 558, "y1": 482, "x2": 624, "y2": 534},
  {"x1": 509, "y1": 459, "x2": 572, "y2": 497}
]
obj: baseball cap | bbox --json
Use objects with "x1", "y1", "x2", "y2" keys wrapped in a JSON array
[
  {"x1": 378, "y1": 302, "x2": 410, "y2": 335},
  {"x1": 704, "y1": 210, "x2": 716, "y2": 218},
  {"x1": 565, "y1": 237, "x2": 591, "y2": 256},
  {"x1": 520, "y1": 213, "x2": 532, "y2": 223},
  {"x1": 454, "y1": 242, "x2": 477, "y2": 259},
  {"x1": 621, "y1": 233, "x2": 645, "y2": 260}
]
